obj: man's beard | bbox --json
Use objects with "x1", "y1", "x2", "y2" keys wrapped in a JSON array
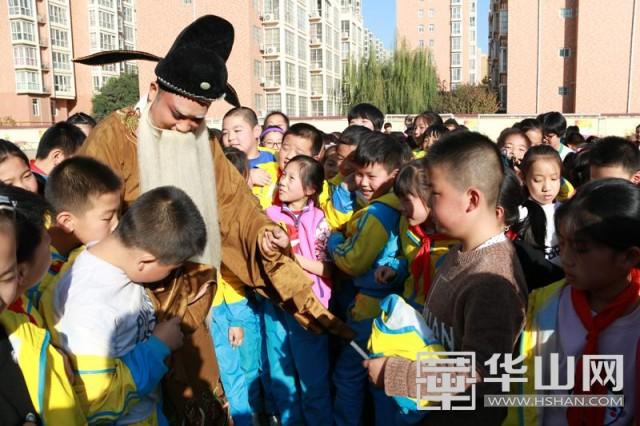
[{"x1": 137, "y1": 105, "x2": 221, "y2": 269}]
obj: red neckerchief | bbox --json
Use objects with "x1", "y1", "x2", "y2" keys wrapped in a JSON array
[
  {"x1": 409, "y1": 225, "x2": 447, "y2": 298},
  {"x1": 29, "y1": 160, "x2": 47, "y2": 177},
  {"x1": 567, "y1": 269, "x2": 640, "y2": 426},
  {"x1": 505, "y1": 229, "x2": 518, "y2": 241},
  {"x1": 7, "y1": 297, "x2": 38, "y2": 325}
]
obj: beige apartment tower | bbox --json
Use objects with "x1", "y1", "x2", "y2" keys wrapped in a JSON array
[
  {"x1": 489, "y1": 0, "x2": 640, "y2": 114},
  {"x1": 396, "y1": 0, "x2": 480, "y2": 90}
]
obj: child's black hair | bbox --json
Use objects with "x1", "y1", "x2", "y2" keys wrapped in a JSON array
[
  {"x1": 424, "y1": 124, "x2": 449, "y2": 141},
  {"x1": 285, "y1": 155, "x2": 325, "y2": 198},
  {"x1": 417, "y1": 111, "x2": 444, "y2": 126},
  {"x1": 353, "y1": 133, "x2": 404, "y2": 173},
  {"x1": 537, "y1": 111, "x2": 567, "y2": 137},
  {"x1": 223, "y1": 106, "x2": 259, "y2": 127},
  {"x1": 45, "y1": 156, "x2": 122, "y2": 215},
  {"x1": 347, "y1": 103, "x2": 384, "y2": 131},
  {"x1": 443, "y1": 118, "x2": 459, "y2": 128},
  {"x1": 115, "y1": 186, "x2": 206, "y2": 265},
  {"x1": 496, "y1": 128, "x2": 532, "y2": 152},
  {"x1": 264, "y1": 111, "x2": 290, "y2": 129},
  {"x1": 284, "y1": 123, "x2": 324, "y2": 156},
  {"x1": 497, "y1": 168, "x2": 525, "y2": 228},
  {"x1": 556, "y1": 178, "x2": 640, "y2": 252},
  {"x1": 563, "y1": 147, "x2": 592, "y2": 188},
  {"x1": 588, "y1": 136, "x2": 640, "y2": 176},
  {"x1": 0, "y1": 139, "x2": 29, "y2": 168},
  {"x1": 394, "y1": 158, "x2": 430, "y2": 206},
  {"x1": 520, "y1": 145, "x2": 563, "y2": 181},
  {"x1": 0, "y1": 184, "x2": 50, "y2": 265},
  {"x1": 223, "y1": 147, "x2": 249, "y2": 179},
  {"x1": 338, "y1": 125, "x2": 373, "y2": 147},
  {"x1": 35, "y1": 122, "x2": 86, "y2": 160},
  {"x1": 515, "y1": 118, "x2": 542, "y2": 133}
]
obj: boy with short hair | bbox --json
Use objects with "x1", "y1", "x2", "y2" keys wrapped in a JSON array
[
  {"x1": 328, "y1": 132, "x2": 408, "y2": 425},
  {"x1": 278, "y1": 123, "x2": 325, "y2": 171},
  {"x1": 366, "y1": 131, "x2": 528, "y2": 426},
  {"x1": 538, "y1": 111, "x2": 573, "y2": 160},
  {"x1": 52, "y1": 186, "x2": 205, "y2": 425},
  {"x1": 222, "y1": 106, "x2": 279, "y2": 208},
  {"x1": 588, "y1": 136, "x2": 640, "y2": 183},
  {"x1": 347, "y1": 103, "x2": 384, "y2": 131}
]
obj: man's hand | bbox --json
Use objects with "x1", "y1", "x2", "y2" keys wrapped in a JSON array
[
  {"x1": 228, "y1": 326, "x2": 244, "y2": 348},
  {"x1": 250, "y1": 168, "x2": 272, "y2": 187},
  {"x1": 261, "y1": 226, "x2": 290, "y2": 255},
  {"x1": 363, "y1": 357, "x2": 388, "y2": 388},
  {"x1": 153, "y1": 317, "x2": 184, "y2": 351},
  {"x1": 374, "y1": 266, "x2": 397, "y2": 284}
]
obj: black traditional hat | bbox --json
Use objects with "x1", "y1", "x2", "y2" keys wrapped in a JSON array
[{"x1": 74, "y1": 15, "x2": 240, "y2": 107}]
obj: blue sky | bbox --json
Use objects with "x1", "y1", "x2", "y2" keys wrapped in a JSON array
[{"x1": 362, "y1": 0, "x2": 489, "y2": 53}]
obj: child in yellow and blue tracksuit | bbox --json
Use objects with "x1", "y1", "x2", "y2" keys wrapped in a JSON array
[
  {"x1": 221, "y1": 107, "x2": 279, "y2": 209},
  {"x1": 0, "y1": 186, "x2": 86, "y2": 425},
  {"x1": 328, "y1": 133, "x2": 408, "y2": 426}
]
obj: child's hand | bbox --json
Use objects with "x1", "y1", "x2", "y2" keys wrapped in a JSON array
[
  {"x1": 55, "y1": 346, "x2": 75, "y2": 385},
  {"x1": 374, "y1": 266, "x2": 397, "y2": 284},
  {"x1": 153, "y1": 317, "x2": 184, "y2": 351},
  {"x1": 228, "y1": 326, "x2": 244, "y2": 348},
  {"x1": 363, "y1": 357, "x2": 388, "y2": 388},
  {"x1": 261, "y1": 226, "x2": 290, "y2": 255},
  {"x1": 250, "y1": 168, "x2": 272, "y2": 187}
]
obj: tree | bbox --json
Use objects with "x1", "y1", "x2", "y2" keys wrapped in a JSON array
[
  {"x1": 92, "y1": 73, "x2": 140, "y2": 121},
  {"x1": 433, "y1": 83, "x2": 499, "y2": 114},
  {"x1": 342, "y1": 42, "x2": 439, "y2": 114}
]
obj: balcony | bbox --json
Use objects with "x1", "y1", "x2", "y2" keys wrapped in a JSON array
[{"x1": 309, "y1": 10, "x2": 322, "y2": 21}]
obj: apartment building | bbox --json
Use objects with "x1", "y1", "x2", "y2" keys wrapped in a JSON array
[
  {"x1": 340, "y1": 0, "x2": 365, "y2": 66},
  {"x1": 489, "y1": 0, "x2": 640, "y2": 114},
  {"x1": 396, "y1": 0, "x2": 479, "y2": 89}
]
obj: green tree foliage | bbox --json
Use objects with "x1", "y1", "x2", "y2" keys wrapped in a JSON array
[
  {"x1": 433, "y1": 83, "x2": 500, "y2": 114},
  {"x1": 92, "y1": 73, "x2": 140, "y2": 121},
  {"x1": 342, "y1": 42, "x2": 439, "y2": 114}
]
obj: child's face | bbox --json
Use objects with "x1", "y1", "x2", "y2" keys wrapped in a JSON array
[
  {"x1": 0, "y1": 156, "x2": 38, "y2": 193},
  {"x1": 503, "y1": 135, "x2": 529, "y2": 162},
  {"x1": 18, "y1": 229, "x2": 51, "y2": 293},
  {"x1": 278, "y1": 161, "x2": 312, "y2": 204},
  {"x1": 426, "y1": 164, "x2": 469, "y2": 237},
  {"x1": 265, "y1": 114, "x2": 288, "y2": 131},
  {"x1": 526, "y1": 129, "x2": 543, "y2": 146},
  {"x1": 349, "y1": 117, "x2": 375, "y2": 131},
  {"x1": 278, "y1": 134, "x2": 314, "y2": 171},
  {"x1": 0, "y1": 225, "x2": 19, "y2": 312},
  {"x1": 542, "y1": 132, "x2": 561, "y2": 150},
  {"x1": 336, "y1": 143, "x2": 358, "y2": 176},
  {"x1": 400, "y1": 193, "x2": 430, "y2": 227},
  {"x1": 323, "y1": 151, "x2": 339, "y2": 181},
  {"x1": 262, "y1": 131, "x2": 283, "y2": 151},
  {"x1": 60, "y1": 191, "x2": 121, "y2": 245},
  {"x1": 222, "y1": 115, "x2": 261, "y2": 155},
  {"x1": 413, "y1": 119, "x2": 428, "y2": 139},
  {"x1": 354, "y1": 162, "x2": 397, "y2": 201},
  {"x1": 525, "y1": 159, "x2": 561, "y2": 205},
  {"x1": 558, "y1": 226, "x2": 639, "y2": 293}
]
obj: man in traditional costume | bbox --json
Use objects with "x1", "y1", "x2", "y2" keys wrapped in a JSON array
[{"x1": 75, "y1": 15, "x2": 353, "y2": 425}]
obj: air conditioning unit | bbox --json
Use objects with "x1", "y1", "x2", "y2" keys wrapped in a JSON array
[
  {"x1": 37, "y1": 14, "x2": 46, "y2": 24},
  {"x1": 265, "y1": 46, "x2": 278, "y2": 54},
  {"x1": 264, "y1": 13, "x2": 274, "y2": 21},
  {"x1": 312, "y1": 63, "x2": 321, "y2": 70},
  {"x1": 310, "y1": 38, "x2": 320, "y2": 44},
  {"x1": 311, "y1": 91, "x2": 319, "y2": 96},
  {"x1": 342, "y1": 32, "x2": 349, "y2": 38},
  {"x1": 260, "y1": 78, "x2": 266, "y2": 85}
]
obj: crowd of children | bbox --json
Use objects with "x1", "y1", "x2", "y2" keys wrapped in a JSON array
[{"x1": 0, "y1": 104, "x2": 638, "y2": 426}]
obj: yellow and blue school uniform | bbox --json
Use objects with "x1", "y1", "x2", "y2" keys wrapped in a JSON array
[
  {"x1": 557, "y1": 177, "x2": 575, "y2": 202},
  {"x1": 249, "y1": 148, "x2": 279, "y2": 209},
  {"x1": 328, "y1": 191, "x2": 409, "y2": 426},
  {"x1": 210, "y1": 270, "x2": 261, "y2": 426},
  {"x1": 319, "y1": 174, "x2": 358, "y2": 232},
  {"x1": 0, "y1": 295, "x2": 86, "y2": 425}
]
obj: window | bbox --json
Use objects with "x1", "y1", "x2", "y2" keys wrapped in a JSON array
[
  {"x1": 48, "y1": 4, "x2": 68, "y2": 25},
  {"x1": 54, "y1": 74, "x2": 72, "y2": 92},
  {"x1": 451, "y1": 6, "x2": 461, "y2": 20},
  {"x1": 499, "y1": 47, "x2": 507, "y2": 72},
  {"x1": 93, "y1": 75, "x2": 101, "y2": 90},
  {"x1": 265, "y1": 60, "x2": 280, "y2": 82},
  {"x1": 264, "y1": 28, "x2": 280, "y2": 51},
  {"x1": 559, "y1": 48, "x2": 571, "y2": 57},
  {"x1": 285, "y1": 0, "x2": 294, "y2": 25},
  {"x1": 341, "y1": 41, "x2": 349, "y2": 59},
  {"x1": 451, "y1": 22, "x2": 460, "y2": 35},
  {"x1": 298, "y1": 66, "x2": 307, "y2": 89},
  {"x1": 560, "y1": 8, "x2": 573, "y2": 18},
  {"x1": 451, "y1": 52, "x2": 461, "y2": 66},
  {"x1": 286, "y1": 94, "x2": 296, "y2": 115},
  {"x1": 98, "y1": 10, "x2": 114, "y2": 29},
  {"x1": 499, "y1": 11, "x2": 508, "y2": 33},
  {"x1": 297, "y1": 6, "x2": 306, "y2": 30},
  {"x1": 311, "y1": 100, "x2": 323, "y2": 116},
  {"x1": 10, "y1": 20, "x2": 36, "y2": 42},
  {"x1": 429, "y1": 24, "x2": 435, "y2": 32},
  {"x1": 418, "y1": 24, "x2": 424, "y2": 33},
  {"x1": 428, "y1": 8, "x2": 434, "y2": 18},
  {"x1": 286, "y1": 62, "x2": 295, "y2": 87},
  {"x1": 52, "y1": 51, "x2": 71, "y2": 70},
  {"x1": 558, "y1": 86, "x2": 569, "y2": 96},
  {"x1": 32, "y1": 98, "x2": 42, "y2": 116},
  {"x1": 124, "y1": 25, "x2": 134, "y2": 41},
  {"x1": 183, "y1": 0, "x2": 192, "y2": 4},
  {"x1": 254, "y1": 94, "x2": 264, "y2": 113},
  {"x1": 311, "y1": 49, "x2": 322, "y2": 67},
  {"x1": 470, "y1": 30, "x2": 476, "y2": 42},
  {"x1": 13, "y1": 46, "x2": 37, "y2": 67},
  {"x1": 90, "y1": 32, "x2": 97, "y2": 49},
  {"x1": 298, "y1": 97, "x2": 308, "y2": 116},
  {"x1": 266, "y1": 94, "x2": 281, "y2": 112},
  {"x1": 311, "y1": 23, "x2": 322, "y2": 41},
  {"x1": 297, "y1": 36, "x2": 306, "y2": 60},
  {"x1": 285, "y1": 30, "x2": 295, "y2": 56},
  {"x1": 123, "y1": 6, "x2": 133, "y2": 23},
  {"x1": 100, "y1": 32, "x2": 115, "y2": 50},
  {"x1": 470, "y1": 16, "x2": 476, "y2": 27},
  {"x1": 429, "y1": 39, "x2": 434, "y2": 48},
  {"x1": 469, "y1": 58, "x2": 476, "y2": 71},
  {"x1": 418, "y1": 39, "x2": 424, "y2": 48},
  {"x1": 51, "y1": 29, "x2": 69, "y2": 48},
  {"x1": 418, "y1": 9, "x2": 424, "y2": 18},
  {"x1": 264, "y1": 0, "x2": 279, "y2": 16},
  {"x1": 8, "y1": 0, "x2": 33, "y2": 16},
  {"x1": 89, "y1": 10, "x2": 96, "y2": 26},
  {"x1": 311, "y1": 75, "x2": 323, "y2": 93},
  {"x1": 327, "y1": 51, "x2": 333, "y2": 70},
  {"x1": 451, "y1": 36, "x2": 461, "y2": 51},
  {"x1": 252, "y1": 25, "x2": 262, "y2": 45},
  {"x1": 451, "y1": 68, "x2": 461, "y2": 82},
  {"x1": 101, "y1": 63, "x2": 115, "y2": 72},
  {"x1": 98, "y1": 0, "x2": 114, "y2": 7},
  {"x1": 254, "y1": 60, "x2": 262, "y2": 79},
  {"x1": 451, "y1": 0, "x2": 461, "y2": 4},
  {"x1": 15, "y1": 70, "x2": 40, "y2": 91}
]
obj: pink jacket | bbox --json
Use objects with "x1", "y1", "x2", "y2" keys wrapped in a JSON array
[{"x1": 266, "y1": 200, "x2": 332, "y2": 308}]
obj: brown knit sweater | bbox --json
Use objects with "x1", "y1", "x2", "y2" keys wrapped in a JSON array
[{"x1": 384, "y1": 239, "x2": 527, "y2": 425}]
